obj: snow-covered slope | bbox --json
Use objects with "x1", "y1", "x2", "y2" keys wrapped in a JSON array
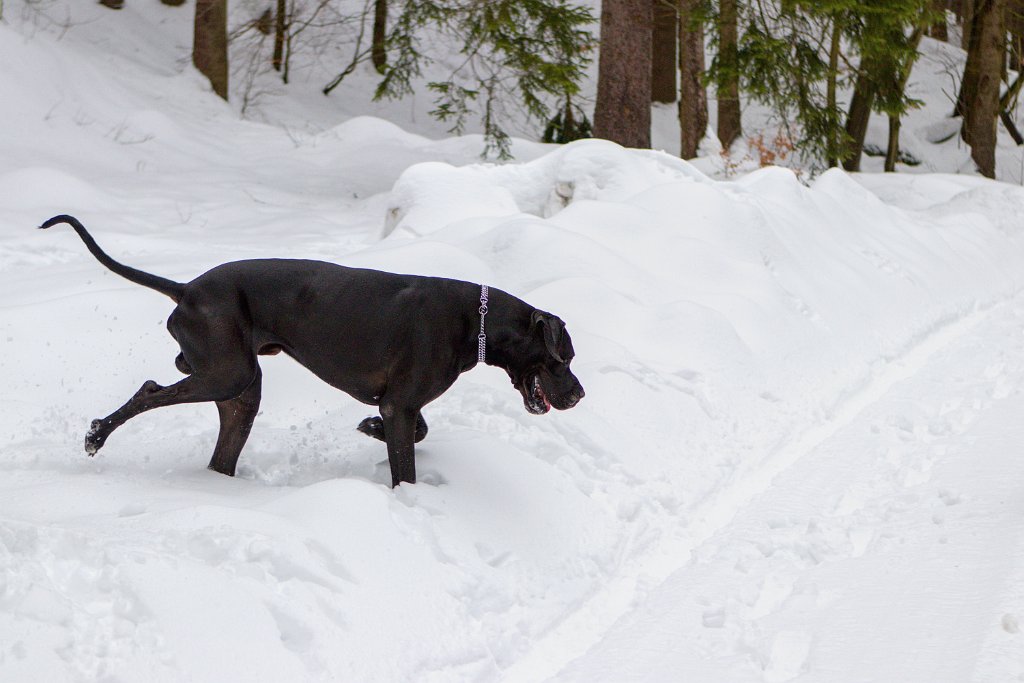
[{"x1": 2, "y1": 3, "x2": 1024, "y2": 681}]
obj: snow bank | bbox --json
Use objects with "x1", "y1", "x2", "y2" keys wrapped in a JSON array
[
  {"x1": 6, "y1": 129, "x2": 1024, "y2": 680},
  {"x1": 384, "y1": 139, "x2": 712, "y2": 237},
  {"x1": 3, "y1": 4, "x2": 1024, "y2": 681}
]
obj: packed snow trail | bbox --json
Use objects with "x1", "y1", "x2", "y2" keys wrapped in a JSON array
[{"x1": 544, "y1": 298, "x2": 1024, "y2": 682}]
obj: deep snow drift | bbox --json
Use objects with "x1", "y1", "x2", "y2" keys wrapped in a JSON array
[{"x1": 2, "y1": 3, "x2": 1024, "y2": 682}]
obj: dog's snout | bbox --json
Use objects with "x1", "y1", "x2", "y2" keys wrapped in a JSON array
[{"x1": 565, "y1": 384, "x2": 584, "y2": 408}]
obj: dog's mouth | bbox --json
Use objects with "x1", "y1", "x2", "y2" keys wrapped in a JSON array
[
  {"x1": 521, "y1": 372, "x2": 551, "y2": 415},
  {"x1": 517, "y1": 369, "x2": 586, "y2": 415}
]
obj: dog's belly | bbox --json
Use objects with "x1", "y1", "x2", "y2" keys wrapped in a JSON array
[{"x1": 259, "y1": 341, "x2": 386, "y2": 406}]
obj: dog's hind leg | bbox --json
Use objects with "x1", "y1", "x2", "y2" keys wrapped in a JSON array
[
  {"x1": 85, "y1": 359, "x2": 258, "y2": 456},
  {"x1": 208, "y1": 367, "x2": 262, "y2": 476},
  {"x1": 357, "y1": 411, "x2": 428, "y2": 443},
  {"x1": 85, "y1": 323, "x2": 258, "y2": 460},
  {"x1": 175, "y1": 353, "x2": 193, "y2": 374}
]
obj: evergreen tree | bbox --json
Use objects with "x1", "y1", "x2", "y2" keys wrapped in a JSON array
[
  {"x1": 841, "y1": 1, "x2": 929, "y2": 171},
  {"x1": 340, "y1": 0, "x2": 595, "y2": 159},
  {"x1": 929, "y1": 0, "x2": 950, "y2": 40},
  {"x1": 542, "y1": 97, "x2": 594, "y2": 143},
  {"x1": 884, "y1": 26, "x2": 924, "y2": 171},
  {"x1": 718, "y1": 0, "x2": 931, "y2": 172}
]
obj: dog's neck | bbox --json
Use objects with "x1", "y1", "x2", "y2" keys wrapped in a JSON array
[
  {"x1": 468, "y1": 285, "x2": 531, "y2": 373},
  {"x1": 477, "y1": 284, "x2": 489, "y2": 364}
]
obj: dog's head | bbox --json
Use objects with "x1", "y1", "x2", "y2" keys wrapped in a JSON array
[{"x1": 509, "y1": 311, "x2": 585, "y2": 415}]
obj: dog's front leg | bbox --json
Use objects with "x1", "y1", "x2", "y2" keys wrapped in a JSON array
[{"x1": 380, "y1": 402, "x2": 417, "y2": 487}]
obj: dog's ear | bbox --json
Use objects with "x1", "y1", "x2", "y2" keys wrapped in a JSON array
[{"x1": 531, "y1": 310, "x2": 565, "y2": 363}]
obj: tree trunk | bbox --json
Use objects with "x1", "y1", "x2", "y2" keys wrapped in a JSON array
[
  {"x1": 1006, "y1": 0, "x2": 1024, "y2": 71},
  {"x1": 594, "y1": 0, "x2": 653, "y2": 148},
  {"x1": 997, "y1": 71, "x2": 1024, "y2": 146},
  {"x1": 194, "y1": 0, "x2": 229, "y2": 100},
  {"x1": 930, "y1": 0, "x2": 949, "y2": 40},
  {"x1": 678, "y1": 0, "x2": 707, "y2": 158},
  {"x1": 885, "y1": 116, "x2": 901, "y2": 171},
  {"x1": 961, "y1": 0, "x2": 976, "y2": 49},
  {"x1": 961, "y1": 0, "x2": 1006, "y2": 177},
  {"x1": 840, "y1": 68, "x2": 875, "y2": 172},
  {"x1": 372, "y1": 0, "x2": 388, "y2": 74},
  {"x1": 885, "y1": 27, "x2": 925, "y2": 172},
  {"x1": 651, "y1": 0, "x2": 677, "y2": 103},
  {"x1": 273, "y1": 0, "x2": 286, "y2": 73},
  {"x1": 825, "y1": 19, "x2": 842, "y2": 167},
  {"x1": 717, "y1": 0, "x2": 741, "y2": 150}
]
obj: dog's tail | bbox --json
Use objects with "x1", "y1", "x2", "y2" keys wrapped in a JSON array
[{"x1": 39, "y1": 215, "x2": 185, "y2": 303}]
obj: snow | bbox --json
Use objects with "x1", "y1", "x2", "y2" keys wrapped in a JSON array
[
  {"x1": 2, "y1": 2, "x2": 1024, "y2": 681},
  {"x1": 556, "y1": 300, "x2": 1024, "y2": 682}
]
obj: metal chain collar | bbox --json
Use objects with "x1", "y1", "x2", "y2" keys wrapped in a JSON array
[{"x1": 478, "y1": 284, "x2": 489, "y2": 364}]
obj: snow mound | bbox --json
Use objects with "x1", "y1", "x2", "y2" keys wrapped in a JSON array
[
  {"x1": 384, "y1": 139, "x2": 712, "y2": 237},
  {"x1": 0, "y1": 167, "x2": 111, "y2": 213}
]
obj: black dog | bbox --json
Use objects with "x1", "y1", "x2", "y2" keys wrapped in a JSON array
[{"x1": 40, "y1": 215, "x2": 584, "y2": 486}]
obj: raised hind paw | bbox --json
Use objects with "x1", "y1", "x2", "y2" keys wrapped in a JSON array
[{"x1": 85, "y1": 418, "x2": 109, "y2": 455}]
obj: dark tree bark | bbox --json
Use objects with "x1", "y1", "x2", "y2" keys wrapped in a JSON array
[
  {"x1": 100, "y1": 0, "x2": 124, "y2": 8},
  {"x1": 841, "y1": 68, "x2": 875, "y2": 172},
  {"x1": 273, "y1": 0, "x2": 287, "y2": 73},
  {"x1": 961, "y1": 0, "x2": 976, "y2": 49},
  {"x1": 372, "y1": 0, "x2": 388, "y2": 74},
  {"x1": 1001, "y1": 109, "x2": 1024, "y2": 143},
  {"x1": 960, "y1": 0, "x2": 1006, "y2": 177},
  {"x1": 930, "y1": 0, "x2": 949, "y2": 40},
  {"x1": 651, "y1": 0, "x2": 677, "y2": 103},
  {"x1": 678, "y1": 0, "x2": 707, "y2": 158},
  {"x1": 999, "y1": 57, "x2": 1024, "y2": 145},
  {"x1": 885, "y1": 28, "x2": 925, "y2": 172},
  {"x1": 717, "y1": 0, "x2": 741, "y2": 150},
  {"x1": 885, "y1": 116, "x2": 902, "y2": 171},
  {"x1": 594, "y1": 0, "x2": 653, "y2": 148},
  {"x1": 194, "y1": 0, "x2": 229, "y2": 101},
  {"x1": 842, "y1": 14, "x2": 917, "y2": 173},
  {"x1": 161, "y1": 0, "x2": 187, "y2": 6},
  {"x1": 1007, "y1": 0, "x2": 1024, "y2": 70},
  {"x1": 825, "y1": 19, "x2": 842, "y2": 167}
]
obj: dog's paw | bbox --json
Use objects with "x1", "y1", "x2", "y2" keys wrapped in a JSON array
[
  {"x1": 85, "y1": 418, "x2": 107, "y2": 455},
  {"x1": 356, "y1": 416, "x2": 386, "y2": 442}
]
